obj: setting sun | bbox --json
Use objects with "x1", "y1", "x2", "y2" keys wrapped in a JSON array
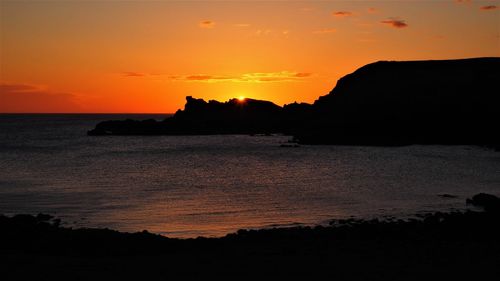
[{"x1": 237, "y1": 96, "x2": 246, "y2": 101}]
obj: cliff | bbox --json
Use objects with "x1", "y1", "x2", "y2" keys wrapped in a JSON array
[{"x1": 298, "y1": 57, "x2": 500, "y2": 145}]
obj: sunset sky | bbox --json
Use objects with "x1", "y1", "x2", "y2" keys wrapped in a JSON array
[{"x1": 1, "y1": 0, "x2": 499, "y2": 113}]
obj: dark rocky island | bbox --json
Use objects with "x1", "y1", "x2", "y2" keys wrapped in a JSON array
[
  {"x1": 2, "y1": 193, "x2": 500, "y2": 280},
  {"x1": 88, "y1": 58, "x2": 500, "y2": 146}
]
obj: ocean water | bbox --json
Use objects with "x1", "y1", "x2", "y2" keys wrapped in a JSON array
[{"x1": 0, "y1": 114, "x2": 499, "y2": 238}]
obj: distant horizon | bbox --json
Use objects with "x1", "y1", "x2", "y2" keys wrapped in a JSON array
[{"x1": 0, "y1": 112, "x2": 175, "y2": 115}]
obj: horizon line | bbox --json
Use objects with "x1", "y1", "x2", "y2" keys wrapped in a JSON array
[{"x1": 0, "y1": 112, "x2": 174, "y2": 115}]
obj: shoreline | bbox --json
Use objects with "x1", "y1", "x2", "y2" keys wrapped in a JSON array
[
  {"x1": 2, "y1": 193, "x2": 500, "y2": 279},
  {"x1": 2, "y1": 192, "x2": 478, "y2": 240}
]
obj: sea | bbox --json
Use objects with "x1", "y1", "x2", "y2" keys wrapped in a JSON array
[{"x1": 0, "y1": 114, "x2": 499, "y2": 238}]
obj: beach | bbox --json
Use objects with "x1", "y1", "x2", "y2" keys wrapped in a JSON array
[{"x1": 2, "y1": 194, "x2": 500, "y2": 280}]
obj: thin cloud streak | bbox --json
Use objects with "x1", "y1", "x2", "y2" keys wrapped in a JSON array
[
  {"x1": 199, "y1": 20, "x2": 215, "y2": 28},
  {"x1": 313, "y1": 28, "x2": 337, "y2": 34},
  {"x1": 381, "y1": 18, "x2": 408, "y2": 28},
  {"x1": 168, "y1": 72, "x2": 313, "y2": 83},
  {"x1": 122, "y1": 72, "x2": 146, "y2": 77},
  {"x1": 0, "y1": 83, "x2": 82, "y2": 112},
  {"x1": 333, "y1": 11, "x2": 353, "y2": 17},
  {"x1": 480, "y1": 5, "x2": 498, "y2": 10}
]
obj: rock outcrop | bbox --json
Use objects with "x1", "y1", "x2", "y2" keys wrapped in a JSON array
[{"x1": 88, "y1": 97, "x2": 311, "y2": 135}]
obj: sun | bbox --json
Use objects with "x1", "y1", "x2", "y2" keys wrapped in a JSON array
[{"x1": 237, "y1": 96, "x2": 246, "y2": 101}]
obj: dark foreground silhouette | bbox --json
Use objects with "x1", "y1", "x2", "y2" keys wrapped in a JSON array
[
  {"x1": 2, "y1": 193, "x2": 500, "y2": 280},
  {"x1": 88, "y1": 58, "x2": 500, "y2": 147}
]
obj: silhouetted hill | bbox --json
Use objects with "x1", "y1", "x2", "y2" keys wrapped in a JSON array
[
  {"x1": 88, "y1": 57, "x2": 499, "y2": 147},
  {"x1": 300, "y1": 57, "x2": 500, "y2": 145},
  {"x1": 2, "y1": 194, "x2": 500, "y2": 280}
]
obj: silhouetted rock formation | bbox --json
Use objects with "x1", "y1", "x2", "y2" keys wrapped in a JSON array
[
  {"x1": 88, "y1": 97, "x2": 311, "y2": 135},
  {"x1": 88, "y1": 58, "x2": 500, "y2": 147},
  {"x1": 467, "y1": 193, "x2": 500, "y2": 213},
  {"x1": 2, "y1": 193, "x2": 500, "y2": 279}
]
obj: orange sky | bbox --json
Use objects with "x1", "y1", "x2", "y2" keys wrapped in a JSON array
[{"x1": 1, "y1": 0, "x2": 499, "y2": 113}]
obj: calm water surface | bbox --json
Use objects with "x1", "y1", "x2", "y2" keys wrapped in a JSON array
[{"x1": 1, "y1": 114, "x2": 499, "y2": 238}]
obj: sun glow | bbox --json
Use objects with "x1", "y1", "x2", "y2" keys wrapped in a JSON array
[{"x1": 237, "y1": 96, "x2": 246, "y2": 101}]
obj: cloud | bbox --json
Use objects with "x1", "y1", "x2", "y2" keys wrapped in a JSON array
[
  {"x1": 241, "y1": 72, "x2": 312, "y2": 82},
  {"x1": 255, "y1": 29, "x2": 272, "y2": 36},
  {"x1": 186, "y1": 75, "x2": 213, "y2": 81},
  {"x1": 333, "y1": 11, "x2": 353, "y2": 17},
  {"x1": 185, "y1": 75, "x2": 235, "y2": 81},
  {"x1": 169, "y1": 72, "x2": 313, "y2": 83},
  {"x1": 119, "y1": 71, "x2": 313, "y2": 83},
  {"x1": 0, "y1": 83, "x2": 82, "y2": 113},
  {"x1": 122, "y1": 72, "x2": 145, "y2": 77},
  {"x1": 294, "y1": 72, "x2": 313, "y2": 78},
  {"x1": 0, "y1": 83, "x2": 35, "y2": 92},
  {"x1": 480, "y1": 5, "x2": 498, "y2": 10},
  {"x1": 199, "y1": 20, "x2": 215, "y2": 29},
  {"x1": 313, "y1": 28, "x2": 337, "y2": 34},
  {"x1": 380, "y1": 18, "x2": 408, "y2": 28},
  {"x1": 368, "y1": 7, "x2": 378, "y2": 13},
  {"x1": 235, "y1": 23, "x2": 250, "y2": 27},
  {"x1": 120, "y1": 72, "x2": 165, "y2": 78}
]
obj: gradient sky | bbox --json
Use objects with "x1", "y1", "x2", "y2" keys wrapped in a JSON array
[{"x1": 1, "y1": 0, "x2": 499, "y2": 113}]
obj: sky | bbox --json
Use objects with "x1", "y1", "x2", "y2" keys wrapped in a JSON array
[{"x1": 1, "y1": 0, "x2": 499, "y2": 113}]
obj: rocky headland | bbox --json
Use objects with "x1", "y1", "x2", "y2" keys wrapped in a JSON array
[{"x1": 88, "y1": 58, "x2": 500, "y2": 146}]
